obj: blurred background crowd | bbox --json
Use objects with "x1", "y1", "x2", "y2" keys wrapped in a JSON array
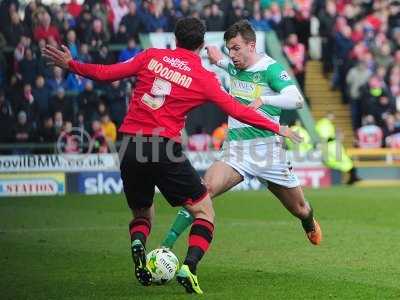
[{"x1": 0, "y1": 0, "x2": 400, "y2": 154}]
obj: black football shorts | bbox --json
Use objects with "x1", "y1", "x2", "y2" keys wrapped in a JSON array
[{"x1": 119, "y1": 135, "x2": 208, "y2": 210}]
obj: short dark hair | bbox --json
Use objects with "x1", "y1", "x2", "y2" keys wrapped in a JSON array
[
  {"x1": 224, "y1": 19, "x2": 256, "y2": 43},
  {"x1": 174, "y1": 17, "x2": 206, "y2": 50}
]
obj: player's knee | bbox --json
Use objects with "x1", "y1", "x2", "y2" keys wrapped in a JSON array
[
  {"x1": 207, "y1": 184, "x2": 217, "y2": 199},
  {"x1": 203, "y1": 177, "x2": 217, "y2": 198},
  {"x1": 187, "y1": 196, "x2": 214, "y2": 223}
]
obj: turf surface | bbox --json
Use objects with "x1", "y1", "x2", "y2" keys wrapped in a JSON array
[{"x1": 1, "y1": 187, "x2": 400, "y2": 299}]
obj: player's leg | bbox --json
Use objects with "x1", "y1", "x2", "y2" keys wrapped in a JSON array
[
  {"x1": 251, "y1": 139, "x2": 322, "y2": 245},
  {"x1": 267, "y1": 182, "x2": 322, "y2": 245},
  {"x1": 161, "y1": 161, "x2": 243, "y2": 249},
  {"x1": 120, "y1": 137, "x2": 155, "y2": 286},
  {"x1": 176, "y1": 195, "x2": 215, "y2": 294},
  {"x1": 156, "y1": 143, "x2": 221, "y2": 294},
  {"x1": 205, "y1": 161, "x2": 244, "y2": 198}
]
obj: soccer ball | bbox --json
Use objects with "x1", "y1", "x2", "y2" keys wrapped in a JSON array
[{"x1": 146, "y1": 248, "x2": 179, "y2": 284}]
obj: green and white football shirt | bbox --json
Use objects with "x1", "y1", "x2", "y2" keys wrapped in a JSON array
[{"x1": 222, "y1": 54, "x2": 295, "y2": 142}]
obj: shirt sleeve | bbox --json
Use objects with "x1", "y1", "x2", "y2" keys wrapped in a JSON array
[
  {"x1": 266, "y1": 62, "x2": 296, "y2": 92},
  {"x1": 68, "y1": 50, "x2": 148, "y2": 82},
  {"x1": 204, "y1": 74, "x2": 280, "y2": 134},
  {"x1": 260, "y1": 85, "x2": 304, "y2": 109}
]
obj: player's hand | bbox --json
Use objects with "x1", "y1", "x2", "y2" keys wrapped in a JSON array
[
  {"x1": 279, "y1": 125, "x2": 303, "y2": 143},
  {"x1": 248, "y1": 98, "x2": 263, "y2": 110},
  {"x1": 42, "y1": 44, "x2": 73, "y2": 70},
  {"x1": 205, "y1": 45, "x2": 224, "y2": 65}
]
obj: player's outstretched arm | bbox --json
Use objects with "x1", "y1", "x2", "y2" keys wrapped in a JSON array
[
  {"x1": 42, "y1": 44, "x2": 145, "y2": 82},
  {"x1": 205, "y1": 76, "x2": 302, "y2": 143}
]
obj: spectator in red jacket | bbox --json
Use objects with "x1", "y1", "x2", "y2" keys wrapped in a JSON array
[
  {"x1": 357, "y1": 115, "x2": 383, "y2": 148},
  {"x1": 67, "y1": 0, "x2": 82, "y2": 19},
  {"x1": 33, "y1": 11, "x2": 61, "y2": 45},
  {"x1": 283, "y1": 33, "x2": 306, "y2": 91}
]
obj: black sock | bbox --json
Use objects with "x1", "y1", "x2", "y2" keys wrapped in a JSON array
[
  {"x1": 184, "y1": 247, "x2": 204, "y2": 274},
  {"x1": 301, "y1": 205, "x2": 315, "y2": 233},
  {"x1": 184, "y1": 218, "x2": 214, "y2": 274}
]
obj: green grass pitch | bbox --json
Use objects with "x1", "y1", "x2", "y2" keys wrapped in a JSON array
[{"x1": 1, "y1": 187, "x2": 400, "y2": 299}]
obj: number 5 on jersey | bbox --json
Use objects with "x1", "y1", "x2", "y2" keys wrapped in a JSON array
[{"x1": 141, "y1": 77, "x2": 172, "y2": 110}]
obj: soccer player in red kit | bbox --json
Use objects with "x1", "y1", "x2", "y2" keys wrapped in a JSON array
[{"x1": 43, "y1": 17, "x2": 301, "y2": 294}]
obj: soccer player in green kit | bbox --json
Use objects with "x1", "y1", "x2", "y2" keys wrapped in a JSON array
[{"x1": 162, "y1": 20, "x2": 322, "y2": 249}]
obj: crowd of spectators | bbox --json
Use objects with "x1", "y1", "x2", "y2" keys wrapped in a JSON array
[
  {"x1": 316, "y1": 0, "x2": 400, "y2": 148},
  {"x1": 0, "y1": 0, "x2": 314, "y2": 154},
  {"x1": 2, "y1": 0, "x2": 399, "y2": 152}
]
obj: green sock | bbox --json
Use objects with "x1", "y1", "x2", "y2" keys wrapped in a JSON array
[{"x1": 161, "y1": 208, "x2": 194, "y2": 249}]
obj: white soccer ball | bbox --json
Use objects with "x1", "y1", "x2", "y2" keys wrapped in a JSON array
[{"x1": 146, "y1": 248, "x2": 179, "y2": 284}]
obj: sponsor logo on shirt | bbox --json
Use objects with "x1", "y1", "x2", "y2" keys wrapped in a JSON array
[
  {"x1": 148, "y1": 59, "x2": 192, "y2": 88},
  {"x1": 230, "y1": 68, "x2": 238, "y2": 75},
  {"x1": 279, "y1": 71, "x2": 291, "y2": 81},
  {"x1": 252, "y1": 72, "x2": 261, "y2": 83},
  {"x1": 230, "y1": 79, "x2": 258, "y2": 99},
  {"x1": 162, "y1": 56, "x2": 191, "y2": 71}
]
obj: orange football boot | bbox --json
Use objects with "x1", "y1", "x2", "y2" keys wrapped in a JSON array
[{"x1": 306, "y1": 218, "x2": 322, "y2": 245}]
